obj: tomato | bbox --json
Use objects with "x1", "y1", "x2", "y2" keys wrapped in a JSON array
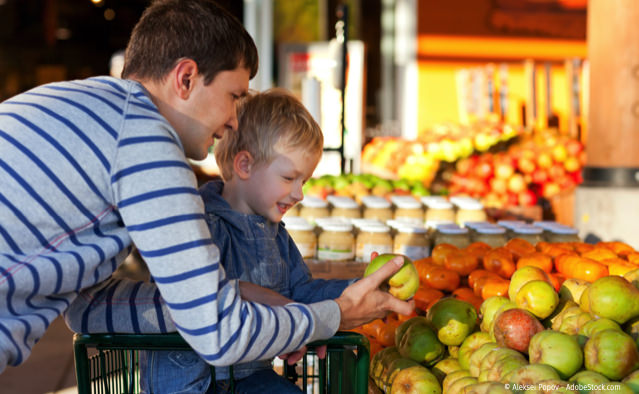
[
  {"x1": 425, "y1": 267, "x2": 460, "y2": 292},
  {"x1": 482, "y1": 247, "x2": 516, "y2": 279},
  {"x1": 444, "y1": 249, "x2": 479, "y2": 276}
]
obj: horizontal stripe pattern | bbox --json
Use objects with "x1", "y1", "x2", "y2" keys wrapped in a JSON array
[{"x1": 0, "y1": 76, "x2": 339, "y2": 373}]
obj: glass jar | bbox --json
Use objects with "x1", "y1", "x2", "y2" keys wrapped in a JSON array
[
  {"x1": 285, "y1": 218, "x2": 317, "y2": 259},
  {"x1": 455, "y1": 199, "x2": 487, "y2": 226},
  {"x1": 361, "y1": 196, "x2": 393, "y2": 222},
  {"x1": 356, "y1": 224, "x2": 393, "y2": 262},
  {"x1": 391, "y1": 195, "x2": 424, "y2": 225},
  {"x1": 327, "y1": 195, "x2": 361, "y2": 220},
  {"x1": 424, "y1": 199, "x2": 456, "y2": 229},
  {"x1": 472, "y1": 226, "x2": 508, "y2": 248},
  {"x1": 394, "y1": 224, "x2": 430, "y2": 261},
  {"x1": 497, "y1": 220, "x2": 527, "y2": 238},
  {"x1": 546, "y1": 225, "x2": 581, "y2": 243},
  {"x1": 317, "y1": 223, "x2": 355, "y2": 261},
  {"x1": 433, "y1": 224, "x2": 471, "y2": 249},
  {"x1": 510, "y1": 224, "x2": 544, "y2": 245},
  {"x1": 299, "y1": 196, "x2": 329, "y2": 225},
  {"x1": 283, "y1": 203, "x2": 300, "y2": 218}
]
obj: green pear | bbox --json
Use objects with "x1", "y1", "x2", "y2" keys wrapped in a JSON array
[
  {"x1": 505, "y1": 363, "x2": 561, "y2": 389},
  {"x1": 461, "y1": 381, "x2": 512, "y2": 394},
  {"x1": 622, "y1": 369, "x2": 639, "y2": 393},
  {"x1": 528, "y1": 330, "x2": 583, "y2": 380},
  {"x1": 427, "y1": 298, "x2": 478, "y2": 346},
  {"x1": 396, "y1": 316, "x2": 445, "y2": 366},
  {"x1": 458, "y1": 331, "x2": 493, "y2": 370},
  {"x1": 559, "y1": 278, "x2": 591, "y2": 303},
  {"x1": 587, "y1": 276, "x2": 639, "y2": 324},
  {"x1": 515, "y1": 280, "x2": 560, "y2": 320},
  {"x1": 568, "y1": 370, "x2": 610, "y2": 386},
  {"x1": 624, "y1": 268, "x2": 639, "y2": 289},
  {"x1": 576, "y1": 318, "x2": 621, "y2": 347},
  {"x1": 544, "y1": 299, "x2": 578, "y2": 329},
  {"x1": 447, "y1": 376, "x2": 477, "y2": 394},
  {"x1": 442, "y1": 369, "x2": 471, "y2": 393},
  {"x1": 558, "y1": 312, "x2": 593, "y2": 335},
  {"x1": 584, "y1": 329, "x2": 639, "y2": 380},
  {"x1": 390, "y1": 365, "x2": 441, "y2": 394},
  {"x1": 468, "y1": 342, "x2": 499, "y2": 377},
  {"x1": 383, "y1": 357, "x2": 421, "y2": 393},
  {"x1": 365, "y1": 253, "x2": 419, "y2": 301},
  {"x1": 431, "y1": 357, "x2": 461, "y2": 384}
]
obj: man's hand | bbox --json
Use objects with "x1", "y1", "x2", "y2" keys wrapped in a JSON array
[
  {"x1": 335, "y1": 255, "x2": 414, "y2": 330},
  {"x1": 278, "y1": 345, "x2": 327, "y2": 365}
]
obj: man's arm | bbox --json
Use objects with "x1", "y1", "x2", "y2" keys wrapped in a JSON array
[{"x1": 238, "y1": 281, "x2": 291, "y2": 306}]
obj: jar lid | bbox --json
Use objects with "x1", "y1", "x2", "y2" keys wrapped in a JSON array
[
  {"x1": 533, "y1": 221, "x2": 560, "y2": 230},
  {"x1": 421, "y1": 195, "x2": 448, "y2": 206},
  {"x1": 359, "y1": 224, "x2": 391, "y2": 233},
  {"x1": 321, "y1": 223, "x2": 353, "y2": 232},
  {"x1": 327, "y1": 195, "x2": 359, "y2": 209},
  {"x1": 390, "y1": 195, "x2": 422, "y2": 209},
  {"x1": 361, "y1": 195, "x2": 391, "y2": 209},
  {"x1": 436, "y1": 223, "x2": 469, "y2": 235},
  {"x1": 315, "y1": 217, "x2": 350, "y2": 228},
  {"x1": 451, "y1": 196, "x2": 484, "y2": 210},
  {"x1": 284, "y1": 219, "x2": 315, "y2": 232},
  {"x1": 352, "y1": 218, "x2": 385, "y2": 228},
  {"x1": 425, "y1": 199, "x2": 454, "y2": 210},
  {"x1": 475, "y1": 226, "x2": 506, "y2": 234},
  {"x1": 513, "y1": 225, "x2": 543, "y2": 235},
  {"x1": 396, "y1": 224, "x2": 427, "y2": 234},
  {"x1": 300, "y1": 196, "x2": 328, "y2": 208},
  {"x1": 463, "y1": 221, "x2": 493, "y2": 229},
  {"x1": 425, "y1": 219, "x2": 456, "y2": 229},
  {"x1": 497, "y1": 220, "x2": 526, "y2": 229},
  {"x1": 550, "y1": 225, "x2": 579, "y2": 235}
]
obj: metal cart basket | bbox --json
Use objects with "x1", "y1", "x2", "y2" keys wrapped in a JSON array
[{"x1": 73, "y1": 331, "x2": 369, "y2": 394}]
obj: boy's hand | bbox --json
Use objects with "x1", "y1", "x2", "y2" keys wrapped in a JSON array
[
  {"x1": 278, "y1": 345, "x2": 327, "y2": 365},
  {"x1": 335, "y1": 255, "x2": 414, "y2": 330}
]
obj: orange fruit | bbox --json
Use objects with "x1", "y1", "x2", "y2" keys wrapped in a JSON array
[
  {"x1": 444, "y1": 250, "x2": 479, "y2": 276},
  {"x1": 467, "y1": 269, "x2": 499, "y2": 289},
  {"x1": 465, "y1": 242, "x2": 492, "y2": 260},
  {"x1": 413, "y1": 286, "x2": 444, "y2": 312},
  {"x1": 516, "y1": 252, "x2": 554, "y2": 273},
  {"x1": 424, "y1": 267, "x2": 461, "y2": 292},
  {"x1": 606, "y1": 258, "x2": 637, "y2": 276},
  {"x1": 597, "y1": 241, "x2": 635, "y2": 256},
  {"x1": 431, "y1": 243, "x2": 459, "y2": 266},
  {"x1": 505, "y1": 238, "x2": 536, "y2": 259},
  {"x1": 483, "y1": 247, "x2": 516, "y2": 279},
  {"x1": 581, "y1": 247, "x2": 618, "y2": 262},
  {"x1": 480, "y1": 278, "x2": 510, "y2": 300}
]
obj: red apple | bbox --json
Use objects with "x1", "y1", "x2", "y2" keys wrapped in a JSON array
[
  {"x1": 549, "y1": 163, "x2": 566, "y2": 181},
  {"x1": 473, "y1": 161, "x2": 494, "y2": 180},
  {"x1": 493, "y1": 308, "x2": 544, "y2": 354},
  {"x1": 536, "y1": 152, "x2": 553, "y2": 169},
  {"x1": 507, "y1": 173, "x2": 527, "y2": 194},
  {"x1": 531, "y1": 168, "x2": 549, "y2": 185}
]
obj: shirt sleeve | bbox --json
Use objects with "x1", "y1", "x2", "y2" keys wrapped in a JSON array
[{"x1": 70, "y1": 112, "x2": 340, "y2": 366}]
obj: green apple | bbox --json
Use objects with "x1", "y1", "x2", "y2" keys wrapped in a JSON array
[
  {"x1": 528, "y1": 330, "x2": 583, "y2": 379},
  {"x1": 364, "y1": 253, "x2": 419, "y2": 301},
  {"x1": 427, "y1": 298, "x2": 478, "y2": 346},
  {"x1": 508, "y1": 266, "x2": 551, "y2": 301},
  {"x1": 390, "y1": 365, "x2": 441, "y2": 394},
  {"x1": 514, "y1": 280, "x2": 560, "y2": 320}
]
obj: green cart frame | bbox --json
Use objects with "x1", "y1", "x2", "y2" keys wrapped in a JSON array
[{"x1": 73, "y1": 331, "x2": 369, "y2": 394}]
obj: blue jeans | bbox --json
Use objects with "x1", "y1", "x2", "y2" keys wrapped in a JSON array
[{"x1": 139, "y1": 351, "x2": 302, "y2": 394}]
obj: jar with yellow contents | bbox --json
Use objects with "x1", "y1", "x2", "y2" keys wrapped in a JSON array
[
  {"x1": 361, "y1": 195, "x2": 393, "y2": 222},
  {"x1": 317, "y1": 223, "x2": 355, "y2": 261},
  {"x1": 393, "y1": 224, "x2": 430, "y2": 261},
  {"x1": 453, "y1": 198, "x2": 487, "y2": 226},
  {"x1": 284, "y1": 217, "x2": 317, "y2": 259},
  {"x1": 472, "y1": 225, "x2": 508, "y2": 248},
  {"x1": 510, "y1": 224, "x2": 544, "y2": 245},
  {"x1": 423, "y1": 198, "x2": 456, "y2": 229},
  {"x1": 432, "y1": 224, "x2": 471, "y2": 249},
  {"x1": 391, "y1": 195, "x2": 424, "y2": 225},
  {"x1": 355, "y1": 224, "x2": 393, "y2": 262},
  {"x1": 327, "y1": 195, "x2": 361, "y2": 220},
  {"x1": 299, "y1": 196, "x2": 329, "y2": 225}
]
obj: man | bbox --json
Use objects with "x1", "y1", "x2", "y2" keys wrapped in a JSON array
[{"x1": 0, "y1": 0, "x2": 412, "y2": 374}]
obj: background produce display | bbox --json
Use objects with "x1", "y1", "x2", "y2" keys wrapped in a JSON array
[
  {"x1": 359, "y1": 124, "x2": 585, "y2": 212},
  {"x1": 353, "y1": 240, "x2": 639, "y2": 393}
]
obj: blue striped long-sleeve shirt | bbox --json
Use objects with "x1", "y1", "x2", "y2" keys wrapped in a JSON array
[{"x1": 0, "y1": 76, "x2": 340, "y2": 373}]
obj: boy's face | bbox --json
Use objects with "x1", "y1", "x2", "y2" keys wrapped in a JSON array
[
  {"x1": 243, "y1": 145, "x2": 320, "y2": 223},
  {"x1": 180, "y1": 66, "x2": 250, "y2": 160}
]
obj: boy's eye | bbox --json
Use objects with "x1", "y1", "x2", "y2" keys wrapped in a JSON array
[{"x1": 283, "y1": 176, "x2": 294, "y2": 181}]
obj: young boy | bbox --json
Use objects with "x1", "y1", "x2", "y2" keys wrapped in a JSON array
[
  {"x1": 0, "y1": 0, "x2": 412, "y2": 375},
  {"x1": 141, "y1": 89, "x2": 354, "y2": 393}
]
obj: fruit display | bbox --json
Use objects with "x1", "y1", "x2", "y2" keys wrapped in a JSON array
[
  {"x1": 354, "y1": 239, "x2": 639, "y2": 393},
  {"x1": 361, "y1": 117, "x2": 520, "y2": 184},
  {"x1": 441, "y1": 130, "x2": 585, "y2": 209},
  {"x1": 303, "y1": 173, "x2": 433, "y2": 203}
]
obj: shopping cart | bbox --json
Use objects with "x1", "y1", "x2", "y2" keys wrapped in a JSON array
[{"x1": 73, "y1": 331, "x2": 370, "y2": 394}]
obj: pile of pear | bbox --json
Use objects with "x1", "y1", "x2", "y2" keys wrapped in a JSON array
[{"x1": 369, "y1": 267, "x2": 639, "y2": 394}]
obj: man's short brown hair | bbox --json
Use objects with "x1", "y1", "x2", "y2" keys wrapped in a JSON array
[
  {"x1": 122, "y1": 0, "x2": 258, "y2": 84},
  {"x1": 215, "y1": 88, "x2": 324, "y2": 181}
]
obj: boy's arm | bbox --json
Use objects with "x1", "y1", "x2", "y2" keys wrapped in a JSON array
[{"x1": 283, "y1": 232, "x2": 355, "y2": 303}]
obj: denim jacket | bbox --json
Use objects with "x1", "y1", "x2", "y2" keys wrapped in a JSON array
[{"x1": 199, "y1": 179, "x2": 353, "y2": 380}]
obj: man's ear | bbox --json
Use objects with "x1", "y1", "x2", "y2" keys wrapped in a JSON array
[
  {"x1": 173, "y1": 59, "x2": 199, "y2": 100},
  {"x1": 233, "y1": 151, "x2": 254, "y2": 180}
]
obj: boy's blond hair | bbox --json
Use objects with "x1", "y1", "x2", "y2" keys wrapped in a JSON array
[{"x1": 214, "y1": 88, "x2": 324, "y2": 181}]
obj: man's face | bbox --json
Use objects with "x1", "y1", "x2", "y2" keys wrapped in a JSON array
[{"x1": 180, "y1": 66, "x2": 250, "y2": 160}]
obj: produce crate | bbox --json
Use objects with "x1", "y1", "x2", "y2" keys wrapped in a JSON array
[{"x1": 73, "y1": 331, "x2": 369, "y2": 394}]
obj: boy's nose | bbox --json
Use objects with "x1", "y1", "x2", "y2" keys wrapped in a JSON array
[{"x1": 291, "y1": 183, "x2": 304, "y2": 201}]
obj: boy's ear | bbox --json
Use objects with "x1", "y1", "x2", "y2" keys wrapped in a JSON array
[
  {"x1": 173, "y1": 59, "x2": 199, "y2": 100},
  {"x1": 233, "y1": 151, "x2": 254, "y2": 180}
]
